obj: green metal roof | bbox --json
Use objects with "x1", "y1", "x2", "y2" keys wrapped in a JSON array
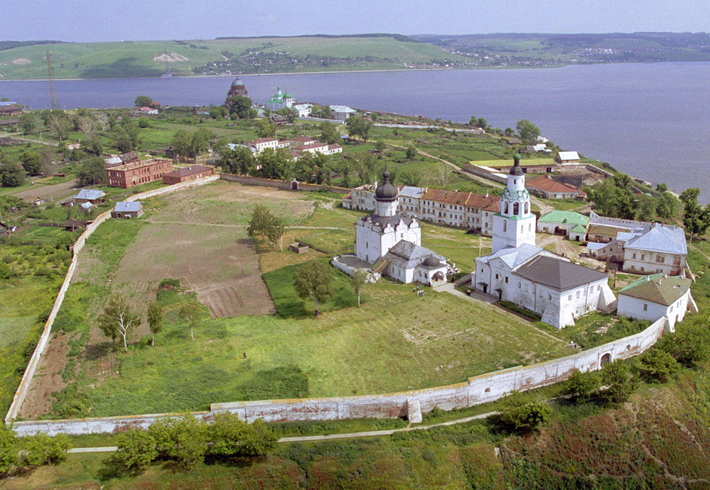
[
  {"x1": 538, "y1": 210, "x2": 589, "y2": 227},
  {"x1": 570, "y1": 224, "x2": 587, "y2": 234},
  {"x1": 619, "y1": 273, "x2": 692, "y2": 306}
]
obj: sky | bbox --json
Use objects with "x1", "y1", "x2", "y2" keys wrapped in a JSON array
[{"x1": 1, "y1": 0, "x2": 709, "y2": 42}]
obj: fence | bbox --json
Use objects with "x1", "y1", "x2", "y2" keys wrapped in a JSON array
[
  {"x1": 4, "y1": 175, "x2": 220, "y2": 424},
  {"x1": 11, "y1": 316, "x2": 667, "y2": 436}
]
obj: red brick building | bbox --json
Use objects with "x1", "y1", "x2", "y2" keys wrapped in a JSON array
[
  {"x1": 162, "y1": 165, "x2": 215, "y2": 185},
  {"x1": 106, "y1": 158, "x2": 173, "y2": 189}
]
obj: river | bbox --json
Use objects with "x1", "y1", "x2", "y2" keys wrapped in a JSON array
[{"x1": 1, "y1": 63, "x2": 709, "y2": 201}]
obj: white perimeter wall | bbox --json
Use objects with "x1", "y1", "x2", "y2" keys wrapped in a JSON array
[{"x1": 11, "y1": 316, "x2": 666, "y2": 436}]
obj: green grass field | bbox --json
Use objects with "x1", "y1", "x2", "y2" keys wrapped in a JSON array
[{"x1": 0, "y1": 36, "x2": 465, "y2": 80}]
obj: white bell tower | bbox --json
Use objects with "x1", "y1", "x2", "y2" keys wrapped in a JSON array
[{"x1": 491, "y1": 152, "x2": 536, "y2": 253}]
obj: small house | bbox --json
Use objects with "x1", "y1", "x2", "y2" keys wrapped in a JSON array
[
  {"x1": 112, "y1": 201, "x2": 143, "y2": 219},
  {"x1": 618, "y1": 273, "x2": 697, "y2": 331},
  {"x1": 555, "y1": 151, "x2": 580, "y2": 165},
  {"x1": 73, "y1": 189, "x2": 105, "y2": 205}
]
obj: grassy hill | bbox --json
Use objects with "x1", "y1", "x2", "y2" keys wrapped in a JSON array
[{"x1": 0, "y1": 35, "x2": 466, "y2": 80}]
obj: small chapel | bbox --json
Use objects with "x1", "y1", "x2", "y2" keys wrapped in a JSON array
[
  {"x1": 355, "y1": 169, "x2": 448, "y2": 286},
  {"x1": 473, "y1": 153, "x2": 617, "y2": 328}
]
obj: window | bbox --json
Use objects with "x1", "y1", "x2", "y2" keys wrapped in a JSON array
[
  {"x1": 633, "y1": 253, "x2": 636, "y2": 259},
  {"x1": 518, "y1": 281, "x2": 521, "y2": 289},
  {"x1": 513, "y1": 202, "x2": 519, "y2": 215},
  {"x1": 597, "y1": 285, "x2": 601, "y2": 291},
  {"x1": 505, "y1": 277, "x2": 509, "y2": 284},
  {"x1": 643, "y1": 303, "x2": 648, "y2": 311},
  {"x1": 495, "y1": 273, "x2": 499, "y2": 279},
  {"x1": 576, "y1": 291, "x2": 580, "y2": 299},
  {"x1": 548, "y1": 294, "x2": 552, "y2": 300},
  {"x1": 568, "y1": 295, "x2": 572, "y2": 301},
  {"x1": 528, "y1": 223, "x2": 532, "y2": 232},
  {"x1": 503, "y1": 221, "x2": 507, "y2": 232}
]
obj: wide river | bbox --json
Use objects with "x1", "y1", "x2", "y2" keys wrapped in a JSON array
[{"x1": 1, "y1": 63, "x2": 709, "y2": 201}]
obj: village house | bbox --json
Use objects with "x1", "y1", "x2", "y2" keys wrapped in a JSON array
[
  {"x1": 106, "y1": 158, "x2": 173, "y2": 189},
  {"x1": 537, "y1": 210, "x2": 589, "y2": 241},
  {"x1": 590, "y1": 223, "x2": 687, "y2": 275},
  {"x1": 73, "y1": 189, "x2": 105, "y2": 206},
  {"x1": 555, "y1": 151, "x2": 580, "y2": 164},
  {"x1": 293, "y1": 103, "x2": 312, "y2": 117},
  {"x1": 0, "y1": 119, "x2": 19, "y2": 130},
  {"x1": 0, "y1": 104, "x2": 23, "y2": 117},
  {"x1": 342, "y1": 183, "x2": 378, "y2": 211},
  {"x1": 249, "y1": 137, "x2": 279, "y2": 154},
  {"x1": 526, "y1": 175, "x2": 586, "y2": 200},
  {"x1": 618, "y1": 274, "x2": 697, "y2": 330},
  {"x1": 132, "y1": 106, "x2": 159, "y2": 116},
  {"x1": 473, "y1": 153, "x2": 616, "y2": 329},
  {"x1": 162, "y1": 165, "x2": 215, "y2": 185},
  {"x1": 111, "y1": 201, "x2": 143, "y2": 219}
]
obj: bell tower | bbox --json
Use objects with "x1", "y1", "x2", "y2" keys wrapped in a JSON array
[{"x1": 491, "y1": 152, "x2": 536, "y2": 253}]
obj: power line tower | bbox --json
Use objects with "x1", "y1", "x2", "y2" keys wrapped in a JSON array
[{"x1": 45, "y1": 50, "x2": 60, "y2": 109}]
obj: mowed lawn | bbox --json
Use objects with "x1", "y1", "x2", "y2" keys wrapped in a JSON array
[{"x1": 79, "y1": 279, "x2": 574, "y2": 417}]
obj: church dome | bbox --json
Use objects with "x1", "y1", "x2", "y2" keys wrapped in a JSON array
[
  {"x1": 231, "y1": 77, "x2": 245, "y2": 87},
  {"x1": 423, "y1": 256, "x2": 441, "y2": 267},
  {"x1": 509, "y1": 151, "x2": 524, "y2": 176},
  {"x1": 375, "y1": 170, "x2": 397, "y2": 201}
]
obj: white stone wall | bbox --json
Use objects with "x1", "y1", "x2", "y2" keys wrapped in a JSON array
[
  {"x1": 622, "y1": 251, "x2": 684, "y2": 275},
  {"x1": 11, "y1": 317, "x2": 667, "y2": 436},
  {"x1": 492, "y1": 214, "x2": 536, "y2": 253}
]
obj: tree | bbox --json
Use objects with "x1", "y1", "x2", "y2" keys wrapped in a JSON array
[
  {"x1": 504, "y1": 127, "x2": 514, "y2": 136},
  {"x1": 636, "y1": 194, "x2": 657, "y2": 222},
  {"x1": 0, "y1": 424, "x2": 17, "y2": 474},
  {"x1": 319, "y1": 121, "x2": 340, "y2": 144},
  {"x1": 346, "y1": 116, "x2": 373, "y2": 142},
  {"x1": 293, "y1": 260, "x2": 334, "y2": 316},
  {"x1": 468, "y1": 115, "x2": 478, "y2": 126},
  {"x1": 257, "y1": 119, "x2": 277, "y2": 138},
  {"x1": 225, "y1": 95, "x2": 253, "y2": 119},
  {"x1": 209, "y1": 105, "x2": 228, "y2": 119},
  {"x1": 434, "y1": 163, "x2": 455, "y2": 187},
  {"x1": 374, "y1": 140, "x2": 386, "y2": 153},
  {"x1": 399, "y1": 170, "x2": 422, "y2": 186},
  {"x1": 18, "y1": 113, "x2": 37, "y2": 135},
  {"x1": 22, "y1": 433, "x2": 69, "y2": 466},
  {"x1": 499, "y1": 392, "x2": 551, "y2": 433},
  {"x1": 45, "y1": 111, "x2": 71, "y2": 141},
  {"x1": 171, "y1": 130, "x2": 192, "y2": 161},
  {"x1": 76, "y1": 157, "x2": 107, "y2": 186},
  {"x1": 600, "y1": 360, "x2": 637, "y2": 404},
  {"x1": 134, "y1": 95, "x2": 153, "y2": 107},
  {"x1": 639, "y1": 349, "x2": 679, "y2": 382},
  {"x1": 248, "y1": 205, "x2": 285, "y2": 250},
  {"x1": 147, "y1": 301, "x2": 163, "y2": 347},
  {"x1": 138, "y1": 117, "x2": 150, "y2": 128},
  {"x1": 477, "y1": 118, "x2": 488, "y2": 130},
  {"x1": 149, "y1": 414, "x2": 207, "y2": 467},
  {"x1": 516, "y1": 119, "x2": 541, "y2": 144},
  {"x1": 679, "y1": 188, "x2": 710, "y2": 243},
  {"x1": 565, "y1": 369, "x2": 600, "y2": 403},
  {"x1": 84, "y1": 135, "x2": 103, "y2": 156},
  {"x1": 179, "y1": 302, "x2": 200, "y2": 340},
  {"x1": 20, "y1": 150, "x2": 41, "y2": 176},
  {"x1": 656, "y1": 183, "x2": 668, "y2": 192},
  {"x1": 659, "y1": 321, "x2": 710, "y2": 367},
  {"x1": 0, "y1": 162, "x2": 25, "y2": 188},
  {"x1": 406, "y1": 144, "x2": 418, "y2": 161},
  {"x1": 115, "y1": 428, "x2": 158, "y2": 471},
  {"x1": 656, "y1": 191, "x2": 680, "y2": 223},
  {"x1": 351, "y1": 269, "x2": 368, "y2": 307},
  {"x1": 97, "y1": 295, "x2": 141, "y2": 353},
  {"x1": 208, "y1": 413, "x2": 278, "y2": 459}
]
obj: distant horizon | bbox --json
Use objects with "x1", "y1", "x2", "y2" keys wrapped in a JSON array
[{"x1": 3, "y1": 31, "x2": 709, "y2": 44}]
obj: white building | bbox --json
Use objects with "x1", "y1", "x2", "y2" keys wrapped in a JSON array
[
  {"x1": 331, "y1": 105, "x2": 357, "y2": 121},
  {"x1": 555, "y1": 151, "x2": 580, "y2": 164},
  {"x1": 265, "y1": 87, "x2": 295, "y2": 111},
  {"x1": 491, "y1": 154, "x2": 536, "y2": 253},
  {"x1": 473, "y1": 153, "x2": 616, "y2": 329},
  {"x1": 591, "y1": 223, "x2": 687, "y2": 276},
  {"x1": 293, "y1": 103, "x2": 313, "y2": 117},
  {"x1": 618, "y1": 273, "x2": 697, "y2": 330},
  {"x1": 249, "y1": 138, "x2": 279, "y2": 154},
  {"x1": 355, "y1": 171, "x2": 421, "y2": 264}
]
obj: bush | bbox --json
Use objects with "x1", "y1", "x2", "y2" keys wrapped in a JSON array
[
  {"x1": 0, "y1": 424, "x2": 17, "y2": 475},
  {"x1": 158, "y1": 278, "x2": 181, "y2": 290},
  {"x1": 115, "y1": 428, "x2": 158, "y2": 471},
  {"x1": 499, "y1": 392, "x2": 551, "y2": 433},
  {"x1": 600, "y1": 361, "x2": 638, "y2": 404},
  {"x1": 149, "y1": 414, "x2": 207, "y2": 467},
  {"x1": 640, "y1": 349, "x2": 680, "y2": 382},
  {"x1": 659, "y1": 321, "x2": 710, "y2": 367},
  {"x1": 565, "y1": 369, "x2": 600, "y2": 403},
  {"x1": 208, "y1": 413, "x2": 278, "y2": 459},
  {"x1": 22, "y1": 433, "x2": 69, "y2": 466}
]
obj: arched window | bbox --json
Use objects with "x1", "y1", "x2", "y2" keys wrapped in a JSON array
[
  {"x1": 504, "y1": 201, "x2": 509, "y2": 214},
  {"x1": 524, "y1": 202, "x2": 529, "y2": 215},
  {"x1": 513, "y1": 202, "x2": 520, "y2": 215},
  {"x1": 503, "y1": 221, "x2": 507, "y2": 232}
]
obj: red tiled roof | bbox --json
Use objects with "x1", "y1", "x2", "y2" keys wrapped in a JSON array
[
  {"x1": 251, "y1": 138, "x2": 278, "y2": 144},
  {"x1": 527, "y1": 175, "x2": 585, "y2": 196},
  {"x1": 164, "y1": 165, "x2": 213, "y2": 178}
]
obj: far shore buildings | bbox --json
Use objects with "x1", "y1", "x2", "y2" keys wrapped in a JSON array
[
  {"x1": 354, "y1": 170, "x2": 447, "y2": 286},
  {"x1": 473, "y1": 153, "x2": 616, "y2": 329}
]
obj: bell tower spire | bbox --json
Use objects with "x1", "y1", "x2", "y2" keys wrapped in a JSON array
[{"x1": 491, "y1": 150, "x2": 536, "y2": 252}]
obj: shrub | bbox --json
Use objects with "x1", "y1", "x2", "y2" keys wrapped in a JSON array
[
  {"x1": 600, "y1": 361, "x2": 638, "y2": 404},
  {"x1": 149, "y1": 414, "x2": 207, "y2": 467},
  {"x1": 499, "y1": 392, "x2": 551, "y2": 433},
  {"x1": 115, "y1": 428, "x2": 158, "y2": 471},
  {"x1": 22, "y1": 433, "x2": 69, "y2": 466},
  {"x1": 565, "y1": 369, "x2": 600, "y2": 403},
  {"x1": 640, "y1": 349, "x2": 680, "y2": 382},
  {"x1": 0, "y1": 424, "x2": 17, "y2": 474},
  {"x1": 158, "y1": 278, "x2": 181, "y2": 290},
  {"x1": 208, "y1": 413, "x2": 278, "y2": 459},
  {"x1": 659, "y1": 321, "x2": 710, "y2": 367}
]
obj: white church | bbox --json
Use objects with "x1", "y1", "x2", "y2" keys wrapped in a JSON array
[
  {"x1": 473, "y1": 153, "x2": 617, "y2": 329},
  {"x1": 355, "y1": 169, "x2": 448, "y2": 286}
]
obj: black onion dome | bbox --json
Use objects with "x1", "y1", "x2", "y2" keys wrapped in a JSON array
[
  {"x1": 509, "y1": 151, "x2": 524, "y2": 176},
  {"x1": 375, "y1": 170, "x2": 397, "y2": 201},
  {"x1": 423, "y1": 256, "x2": 441, "y2": 267}
]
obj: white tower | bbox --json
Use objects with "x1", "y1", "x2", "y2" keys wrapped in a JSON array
[{"x1": 491, "y1": 152, "x2": 536, "y2": 253}]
